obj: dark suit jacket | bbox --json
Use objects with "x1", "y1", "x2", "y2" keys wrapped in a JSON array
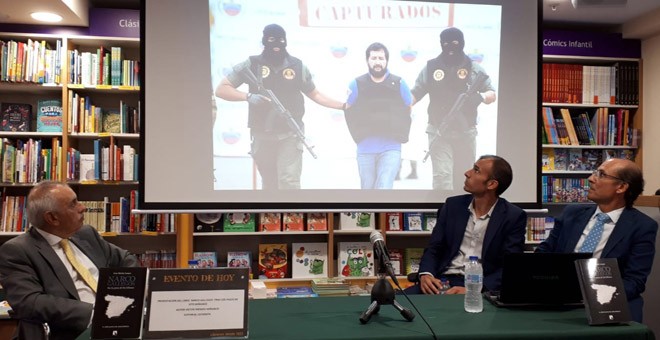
[
  {"x1": 536, "y1": 204, "x2": 658, "y2": 323},
  {"x1": 0, "y1": 225, "x2": 138, "y2": 340},
  {"x1": 417, "y1": 194, "x2": 527, "y2": 292}
]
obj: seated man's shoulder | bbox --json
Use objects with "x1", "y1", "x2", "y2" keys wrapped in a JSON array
[{"x1": 625, "y1": 208, "x2": 659, "y2": 229}]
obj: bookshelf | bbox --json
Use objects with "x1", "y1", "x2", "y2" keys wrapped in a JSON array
[
  {"x1": 541, "y1": 53, "x2": 641, "y2": 204},
  {"x1": 0, "y1": 26, "x2": 179, "y2": 264}
]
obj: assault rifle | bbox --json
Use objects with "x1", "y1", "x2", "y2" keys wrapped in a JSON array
[
  {"x1": 423, "y1": 72, "x2": 489, "y2": 163},
  {"x1": 239, "y1": 66, "x2": 318, "y2": 159}
]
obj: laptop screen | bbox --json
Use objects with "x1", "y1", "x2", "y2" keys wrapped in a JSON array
[{"x1": 498, "y1": 252, "x2": 593, "y2": 305}]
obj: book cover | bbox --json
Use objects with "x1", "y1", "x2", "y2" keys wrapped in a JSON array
[
  {"x1": 291, "y1": 242, "x2": 328, "y2": 278},
  {"x1": 276, "y1": 286, "x2": 318, "y2": 298},
  {"x1": 1, "y1": 103, "x2": 31, "y2": 132},
  {"x1": 582, "y1": 149, "x2": 601, "y2": 171},
  {"x1": 227, "y1": 250, "x2": 252, "y2": 278},
  {"x1": 282, "y1": 212, "x2": 304, "y2": 231},
  {"x1": 258, "y1": 243, "x2": 288, "y2": 279},
  {"x1": 388, "y1": 248, "x2": 404, "y2": 276},
  {"x1": 385, "y1": 212, "x2": 403, "y2": 231},
  {"x1": 306, "y1": 213, "x2": 328, "y2": 231},
  {"x1": 423, "y1": 212, "x2": 437, "y2": 232},
  {"x1": 404, "y1": 248, "x2": 425, "y2": 275},
  {"x1": 103, "y1": 108, "x2": 121, "y2": 133},
  {"x1": 192, "y1": 251, "x2": 217, "y2": 268},
  {"x1": 541, "y1": 149, "x2": 555, "y2": 171},
  {"x1": 575, "y1": 258, "x2": 631, "y2": 325},
  {"x1": 338, "y1": 242, "x2": 374, "y2": 277},
  {"x1": 339, "y1": 212, "x2": 375, "y2": 230},
  {"x1": 193, "y1": 213, "x2": 222, "y2": 232},
  {"x1": 602, "y1": 149, "x2": 617, "y2": 162},
  {"x1": 91, "y1": 267, "x2": 148, "y2": 340},
  {"x1": 222, "y1": 212, "x2": 255, "y2": 232},
  {"x1": 79, "y1": 154, "x2": 96, "y2": 181},
  {"x1": 259, "y1": 213, "x2": 281, "y2": 232},
  {"x1": 403, "y1": 212, "x2": 423, "y2": 231},
  {"x1": 568, "y1": 149, "x2": 584, "y2": 171},
  {"x1": 36, "y1": 99, "x2": 63, "y2": 132},
  {"x1": 554, "y1": 148, "x2": 568, "y2": 171}
]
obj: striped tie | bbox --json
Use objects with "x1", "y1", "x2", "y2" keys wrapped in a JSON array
[
  {"x1": 60, "y1": 239, "x2": 97, "y2": 293},
  {"x1": 578, "y1": 213, "x2": 610, "y2": 253}
]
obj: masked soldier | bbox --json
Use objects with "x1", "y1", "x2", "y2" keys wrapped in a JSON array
[
  {"x1": 411, "y1": 27, "x2": 496, "y2": 191},
  {"x1": 215, "y1": 24, "x2": 344, "y2": 189}
]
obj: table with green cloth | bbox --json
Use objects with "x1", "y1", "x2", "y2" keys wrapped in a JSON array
[{"x1": 76, "y1": 294, "x2": 654, "y2": 339}]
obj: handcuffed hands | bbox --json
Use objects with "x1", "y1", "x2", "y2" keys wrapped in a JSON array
[{"x1": 247, "y1": 93, "x2": 270, "y2": 106}]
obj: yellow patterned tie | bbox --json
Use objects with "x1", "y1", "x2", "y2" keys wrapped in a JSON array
[{"x1": 60, "y1": 239, "x2": 97, "y2": 293}]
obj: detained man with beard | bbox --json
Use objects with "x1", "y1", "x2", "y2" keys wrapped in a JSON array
[
  {"x1": 344, "y1": 42, "x2": 413, "y2": 189},
  {"x1": 411, "y1": 27, "x2": 497, "y2": 191},
  {"x1": 216, "y1": 24, "x2": 344, "y2": 190}
]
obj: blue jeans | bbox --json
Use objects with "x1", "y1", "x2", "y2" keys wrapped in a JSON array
[{"x1": 357, "y1": 150, "x2": 401, "y2": 189}]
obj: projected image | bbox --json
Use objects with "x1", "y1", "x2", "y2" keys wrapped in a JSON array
[{"x1": 209, "y1": 0, "x2": 501, "y2": 191}]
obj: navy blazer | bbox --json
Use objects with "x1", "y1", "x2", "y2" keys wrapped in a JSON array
[
  {"x1": 536, "y1": 204, "x2": 658, "y2": 323},
  {"x1": 0, "y1": 225, "x2": 138, "y2": 340},
  {"x1": 418, "y1": 194, "x2": 527, "y2": 292}
]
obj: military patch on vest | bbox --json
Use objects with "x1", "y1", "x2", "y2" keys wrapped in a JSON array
[
  {"x1": 432, "y1": 69, "x2": 444, "y2": 81},
  {"x1": 282, "y1": 68, "x2": 296, "y2": 80},
  {"x1": 261, "y1": 65, "x2": 271, "y2": 78},
  {"x1": 457, "y1": 68, "x2": 468, "y2": 79}
]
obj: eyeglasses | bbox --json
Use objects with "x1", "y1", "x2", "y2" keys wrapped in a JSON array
[{"x1": 592, "y1": 169, "x2": 625, "y2": 182}]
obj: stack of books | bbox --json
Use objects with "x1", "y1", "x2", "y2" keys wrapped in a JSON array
[{"x1": 311, "y1": 278, "x2": 350, "y2": 297}]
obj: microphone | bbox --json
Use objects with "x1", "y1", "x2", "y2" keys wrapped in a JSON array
[{"x1": 369, "y1": 230, "x2": 399, "y2": 286}]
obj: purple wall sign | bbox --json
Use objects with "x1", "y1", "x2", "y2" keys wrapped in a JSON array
[
  {"x1": 543, "y1": 30, "x2": 640, "y2": 59},
  {"x1": 88, "y1": 8, "x2": 139, "y2": 38}
]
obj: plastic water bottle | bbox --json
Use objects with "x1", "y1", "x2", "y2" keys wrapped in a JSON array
[
  {"x1": 188, "y1": 259, "x2": 199, "y2": 269},
  {"x1": 464, "y1": 256, "x2": 483, "y2": 313}
]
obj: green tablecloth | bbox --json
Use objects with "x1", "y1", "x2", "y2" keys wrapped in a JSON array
[
  {"x1": 247, "y1": 294, "x2": 654, "y2": 340},
  {"x1": 77, "y1": 294, "x2": 654, "y2": 339}
]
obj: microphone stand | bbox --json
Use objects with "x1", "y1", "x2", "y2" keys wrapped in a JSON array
[{"x1": 359, "y1": 256, "x2": 415, "y2": 324}]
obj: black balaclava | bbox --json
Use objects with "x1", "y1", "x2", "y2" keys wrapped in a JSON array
[
  {"x1": 261, "y1": 24, "x2": 288, "y2": 64},
  {"x1": 440, "y1": 27, "x2": 466, "y2": 66}
]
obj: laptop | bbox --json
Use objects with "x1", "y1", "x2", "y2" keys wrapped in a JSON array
[{"x1": 485, "y1": 252, "x2": 592, "y2": 307}]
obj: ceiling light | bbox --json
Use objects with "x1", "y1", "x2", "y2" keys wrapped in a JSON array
[{"x1": 30, "y1": 12, "x2": 63, "y2": 23}]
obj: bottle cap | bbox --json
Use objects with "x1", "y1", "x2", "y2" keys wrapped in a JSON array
[{"x1": 469, "y1": 256, "x2": 479, "y2": 261}]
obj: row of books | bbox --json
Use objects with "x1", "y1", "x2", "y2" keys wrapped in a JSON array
[
  {"x1": 1, "y1": 100, "x2": 63, "y2": 133},
  {"x1": 385, "y1": 212, "x2": 436, "y2": 231},
  {"x1": 66, "y1": 141, "x2": 138, "y2": 182},
  {"x1": 67, "y1": 92, "x2": 139, "y2": 134},
  {"x1": 0, "y1": 38, "x2": 64, "y2": 84},
  {"x1": 542, "y1": 148, "x2": 633, "y2": 172},
  {"x1": 542, "y1": 176, "x2": 591, "y2": 203},
  {"x1": 137, "y1": 249, "x2": 177, "y2": 268},
  {"x1": 542, "y1": 62, "x2": 638, "y2": 105},
  {"x1": 68, "y1": 46, "x2": 139, "y2": 87},
  {"x1": 541, "y1": 107, "x2": 637, "y2": 146},
  {"x1": 526, "y1": 217, "x2": 554, "y2": 242},
  {"x1": 1, "y1": 137, "x2": 63, "y2": 184},
  {"x1": 192, "y1": 244, "x2": 425, "y2": 280}
]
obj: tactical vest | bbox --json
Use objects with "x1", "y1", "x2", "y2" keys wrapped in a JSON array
[
  {"x1": 345, "y1": 73, "x2": 411, "y2": 143},
  {"x1": 425, "y1": 55, "x2": 478, "y2": 129},
  {"x1": 247, "y1": 55, "x2": 305, "y2": 133}
]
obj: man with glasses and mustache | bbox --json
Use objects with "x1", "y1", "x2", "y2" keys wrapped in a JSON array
[
  {"x1": 344, "y1": 42, "x2": 413, "y2": 189},
  {"x1": 536, "y1": 158, "x2": 658, "y2": 323}
]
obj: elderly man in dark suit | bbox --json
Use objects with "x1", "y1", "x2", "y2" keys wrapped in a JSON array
[
  {"x1": 0, "y1": 181, "x2": 137, "y2": 340},
  {"x1": 407, "y1": 155, "x2": 527, "y2": 295},
  {"x1": 537, "y1": 158, "x2": 658, "y2": 323}
]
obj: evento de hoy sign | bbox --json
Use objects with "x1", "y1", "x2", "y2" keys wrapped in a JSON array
[
  {"x1": 542, "y1": 30, "x2": 640, "y2": 59},
  {"x1": 144, "y1": 268, "x2": 249, "y2": 339}
]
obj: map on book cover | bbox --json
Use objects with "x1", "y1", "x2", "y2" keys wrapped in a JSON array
[
  {"x1": 291, "y1": 242, "x2": 328, "y2": 278},
  {"x1": 91, "y1": 267, "x2": 148, "y2": 339},
  {"x1": 36, "y1": 99, "x2": 63, "y2": 132},
  {"x1": 575, "y1": 258, "x2": 631, "y2": 325},
  {"x1": 1, "y1": 103, "x2": 31, "y2": 132}
]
